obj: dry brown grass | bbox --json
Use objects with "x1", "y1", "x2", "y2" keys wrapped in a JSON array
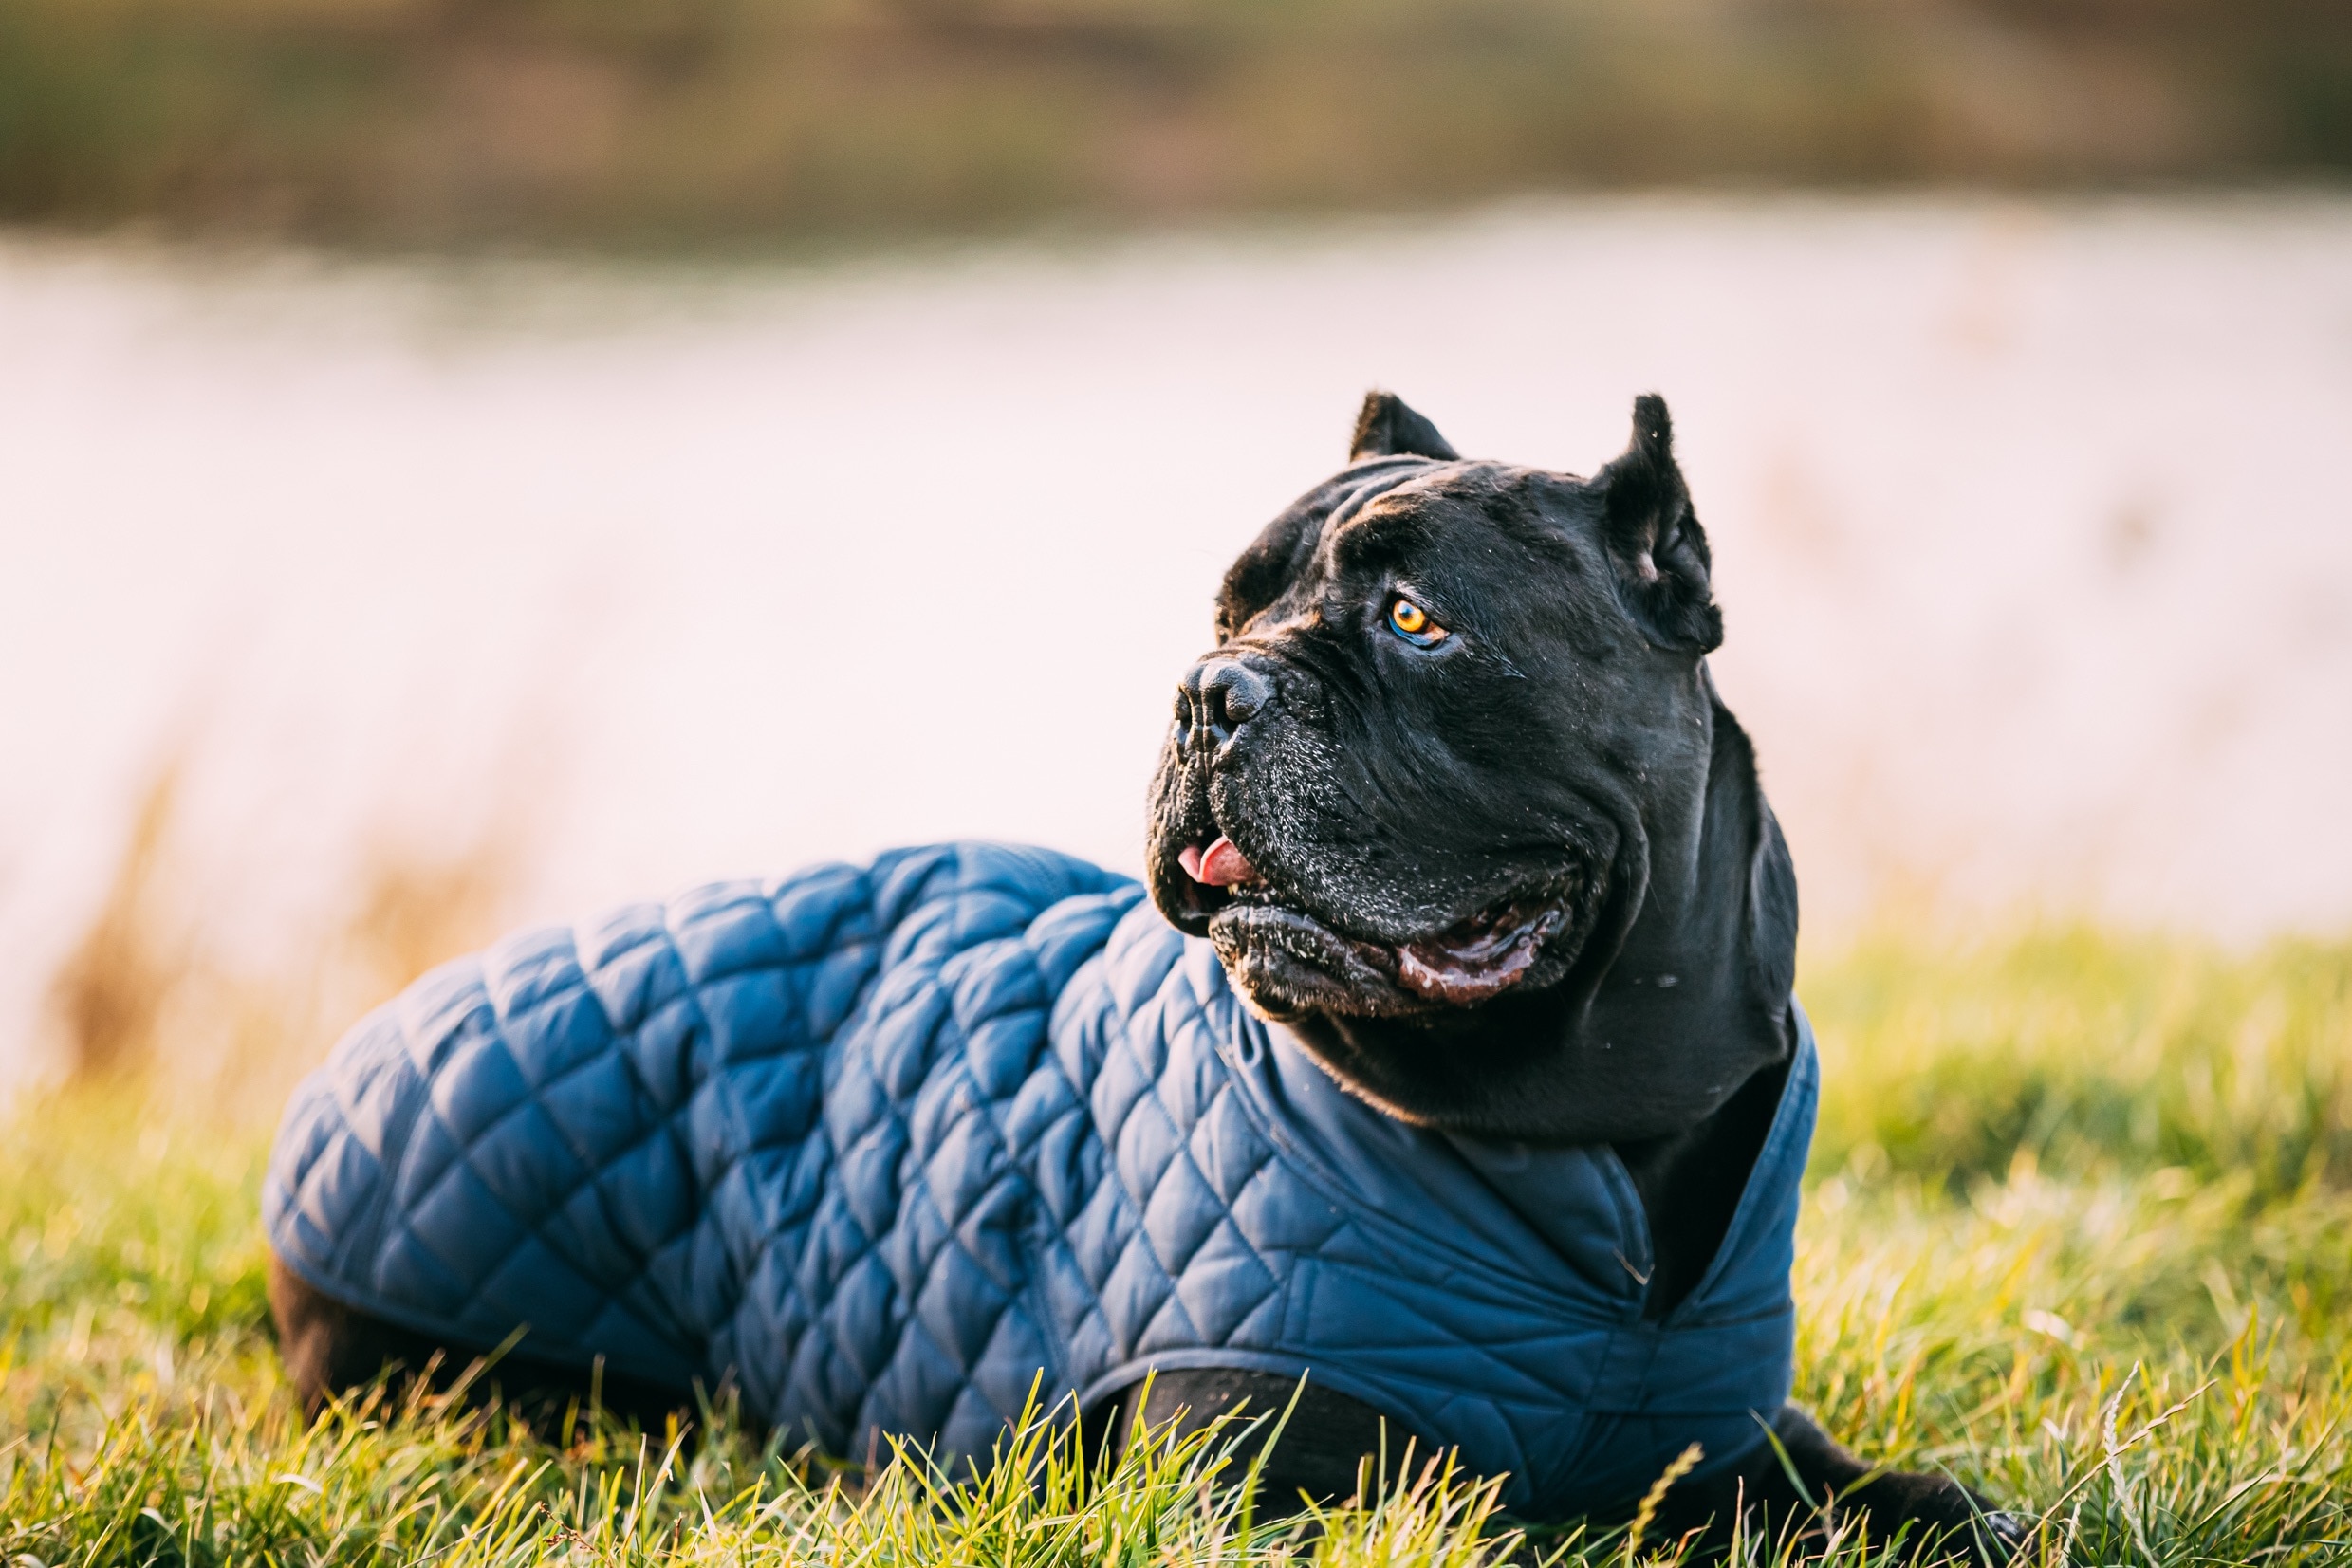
[
  {"x1": 48, "y1": 766, "x2": 190, "y2": 1084},
  {"x1": 42, "y1": 756, "x2": 523, "y2": 1115}
]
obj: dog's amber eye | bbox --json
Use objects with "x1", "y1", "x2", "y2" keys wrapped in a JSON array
[{"x1": 1386, "y1": 596, "x2": 1449, "y2": 647}]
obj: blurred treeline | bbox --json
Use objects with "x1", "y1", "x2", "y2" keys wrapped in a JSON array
[{"x1": 3, "y1": 0, "x2": 2348, "y2": 250}]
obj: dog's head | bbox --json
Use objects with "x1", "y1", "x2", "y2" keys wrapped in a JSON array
[{"x1": 1147, "y1": 392, "x2": 1789, "y2": 1137}]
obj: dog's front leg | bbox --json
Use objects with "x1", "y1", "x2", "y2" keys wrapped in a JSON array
[
  {"x1": 1650, "y1": 1404, "x2": 2024, "y2": 1563},
  {"x1": 1101, "y1": 1369, "x2": 1418, "y2": 1514}
]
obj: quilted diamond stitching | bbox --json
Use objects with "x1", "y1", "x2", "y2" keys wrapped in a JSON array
[
  {"x1": 324, "y1": 856, "x2": 1179, "y2": 1426},
  {"x1": 269, "y1": 843, "x2": 1802, "y2": 1521}
]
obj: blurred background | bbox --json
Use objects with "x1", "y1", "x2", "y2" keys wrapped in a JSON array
[
  {"x1": 5, "y1": 0, "x2": 2351, "y2": 246},
  {"x1": 4, "y1": 0, "x2": 2350, "y2": 1100}
]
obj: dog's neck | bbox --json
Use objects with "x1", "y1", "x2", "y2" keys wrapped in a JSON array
[
  {"x1": 1287, "y1": 683, "x2": 1798, "y2": 1149},
  {"x1": 1581, "y1": 689, "x2": 1800, "y2": 1133}
]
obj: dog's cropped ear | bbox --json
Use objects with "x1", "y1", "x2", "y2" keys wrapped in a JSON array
[
  {"x1": 1350, "y1": 391, "x2": 1460, "y2": 462},
  {"x1": 1592, "y1": 394, "x2": 1723, "y2": 653}
]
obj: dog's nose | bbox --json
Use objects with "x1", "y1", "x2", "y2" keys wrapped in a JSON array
[{"x1": 1176, "y1": 658, "x2": 1270, "y2": 750}]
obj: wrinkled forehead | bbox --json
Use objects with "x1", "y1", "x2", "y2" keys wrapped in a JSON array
[
  {"x1": 1215, "y1": 458, "x2": 1587, "y2": 637},
  {"x1": 1325, "y1": 464, "x2": 1543, "y2": 563},
  {"x1": 1319, "y1": 463, "x2": 1592, "y2": 578},
  {"x1": 1266, "y1": 458, "x2": 1458, "y2": 569}
]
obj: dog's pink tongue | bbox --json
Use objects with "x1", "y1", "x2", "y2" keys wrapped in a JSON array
[{"x1": 1180, "y1": 836, "x2": 1258, "y2": 887}]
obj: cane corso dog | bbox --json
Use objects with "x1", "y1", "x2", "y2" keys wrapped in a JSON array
[{"x1": 272, "y1": 392, "x2": 2018, "y2": 1560}]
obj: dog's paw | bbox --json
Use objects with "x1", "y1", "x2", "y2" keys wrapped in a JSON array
[
  {"x1": 1901, "y1": 1499, "x2": 2030, "y2": 1565},
  {"x1": 1973, "y1": 1509, "x2": 2032, "y2": 1563},
  {"x1": 1832, "y1": 1471, "x2": 2026, "y2": 1564},
  {"x1": 1910, "y1": 1508, "x2": 2028, "y2": 1566}
]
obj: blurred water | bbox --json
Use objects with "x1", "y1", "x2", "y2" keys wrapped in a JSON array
[{"x1": 5, "y1": 197, "x2": 2350, "y2": 1082}]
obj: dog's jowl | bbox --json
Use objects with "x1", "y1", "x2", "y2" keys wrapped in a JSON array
[{"x1": 265, "y1": 395, "x2": 2020, "y2": 1560}]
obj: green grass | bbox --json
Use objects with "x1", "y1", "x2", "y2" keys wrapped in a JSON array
[{"x1": 6, "y1": 923, "x2": 2351, "y2": 1565}]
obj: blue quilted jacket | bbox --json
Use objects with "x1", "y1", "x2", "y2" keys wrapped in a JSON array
[{"x1": 265, "y1": 843, "x2": 1815, "y2": 1518}]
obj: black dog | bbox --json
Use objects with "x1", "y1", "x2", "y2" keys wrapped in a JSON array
[
  {"x1": 272, "y1": 392, "x2": 2017, "y2": 1559},
  {"x1": 1127, "y1": 392, "x2": 2018, "y2": 1556}
]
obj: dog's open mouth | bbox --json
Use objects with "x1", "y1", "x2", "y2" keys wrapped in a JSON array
[
  {"x1": 1391, "y1": 899, "x2": 1568, "y2": 1002},
  {"x1": 1175, "y1": 834, "x2": 1569, "y2": 1008}
]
